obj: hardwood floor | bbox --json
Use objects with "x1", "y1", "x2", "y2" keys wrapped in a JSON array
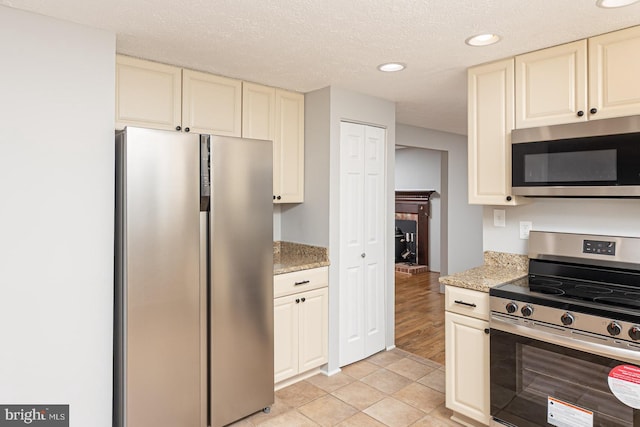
[{"x1": 394, "y1": 270, "x2": 445, "y2": 365}]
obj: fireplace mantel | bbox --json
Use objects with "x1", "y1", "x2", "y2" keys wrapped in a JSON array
[{"x1": 395, "y1": 190, "x2": 436, "y2": 216}]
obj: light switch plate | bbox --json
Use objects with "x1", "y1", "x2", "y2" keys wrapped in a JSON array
[{"x1": 494, "y1": 209, "x2": 506, "y2": 227}]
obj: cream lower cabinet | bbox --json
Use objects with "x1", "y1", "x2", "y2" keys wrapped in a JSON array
[
  {"x1": 242, "y1": 84, "x2": 305, "y2": 203},
  {"x1": 468, "y1": 59, "x2": 528, "y2": 206},
  {"x1": 274, "y1": 267, "x2": 328, "y2": 385},
  {"x1": 116, "y1": 55, "x2": 242, "y2": 136},
  {"x1": 445, "y1": 286, "x2": 490, "y2": 426}
]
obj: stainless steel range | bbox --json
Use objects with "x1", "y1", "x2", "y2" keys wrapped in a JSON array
[{"x1": 490, "y1": 231, "x2": 640, "y2": 427}]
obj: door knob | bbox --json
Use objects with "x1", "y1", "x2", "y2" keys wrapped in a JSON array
[{"x1": 361, "y1": 253, "x2": 366, "y2": 258}]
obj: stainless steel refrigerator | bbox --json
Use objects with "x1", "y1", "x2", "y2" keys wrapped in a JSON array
[{"x1": 114, "y1": 126, "x2": 274, "y2": 427}]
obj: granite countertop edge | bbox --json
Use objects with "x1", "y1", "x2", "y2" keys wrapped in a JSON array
[
  {"x1": 273, "y1": 241, "x2": 330, "y2": 275},
  {"x1": 438, "y1": 251, "x2": 528, "y2": 293},
  {"x1": 274, "y1": 260, "x2": 330, "y2": 275}
]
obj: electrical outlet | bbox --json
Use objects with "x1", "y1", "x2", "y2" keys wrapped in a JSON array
[
  {"x1": 520, "y1": 221, "x2": 533, "y2": 239},
  {"x1": 494, "y1": 209, "x2": 506, "y2": 227}
]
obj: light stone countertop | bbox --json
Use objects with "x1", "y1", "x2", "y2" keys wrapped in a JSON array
[
  {"x1": 438, "y1": 251, "x2": 528, "y2": 293},
  {"x1": 273, "y1": 241, "x2": 329, "y2": 275}
]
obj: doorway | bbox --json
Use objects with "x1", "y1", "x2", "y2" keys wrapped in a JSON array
[{"x1": 394, "y1": 146, "x2": 446, "y2": 364}]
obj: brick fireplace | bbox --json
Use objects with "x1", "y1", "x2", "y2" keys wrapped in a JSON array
[{"x1": 395, "y1": 190, "x2": 435, "y2": 272}]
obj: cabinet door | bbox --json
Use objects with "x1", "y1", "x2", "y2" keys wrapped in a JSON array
[
  {"x1": 445, "y1": 311, "x2": 490, "y2": 425},
  {"x1": 242, "y1": 82, "x2": 275, "y2": 140},
  {"x1": 468, "y1": 59, "x2": 526, "y2": 206},
  {"x1": 274, "y1": 89, "x2": 304, "y2": 203},
  {"x1": 298, "y1": 288, "x2": 328, "y2": 373},
  {"x1": 515, "y1": 40, "x2": 587, "y2": 128},
  {"x1": 589, "y1": 26, "x2": 640, "y2": 121},
  {"x1": 274, "y1": 295, "x2": 299, "y2": 383},
  {"x1": 115, "y1": 55, "x2": 182, "y2": 131},
  {"x1": 182, "y1": 70, "x2": 242, "y2": 136}
]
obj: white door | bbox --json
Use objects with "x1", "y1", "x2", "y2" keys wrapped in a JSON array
[{"x1": 339, "y1": 121, "x2": 386, "y2": 367}]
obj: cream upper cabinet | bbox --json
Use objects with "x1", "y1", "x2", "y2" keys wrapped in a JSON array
[
  {"x1": 115, "y1": 55, "x2": 182, "y2": 131},
  {"x1": 515, "y1": 26, "x2": 640, "y2": 128},
  {"x1": 242, "y1": 84, "x2": 305, "y2": 203},
  {"x1": 468, "y1": 59, "x2": 527, "y2": 206},
  {"x1": 182, "y1": 69, "x2": 242, "y2": 136},
  {"x1": 116, "y1": 55, "x2": 242, "y2": 136},
  {"x1": 515, "y1": 40, "x2": 588, "y2": 128},
  {"x1": 274, "y1": 89, "x2": 305, "y2": 203},
  {"x1": 242, "y1": 82, "x2": 276, "y2": 140},
  {"x1": 589, "y1": 26, "x2": 640, "y2": 120}
]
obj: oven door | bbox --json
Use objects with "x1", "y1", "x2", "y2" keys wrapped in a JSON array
[{"x1": 491, "y1": 314, "x2": 640, "y2": 427}]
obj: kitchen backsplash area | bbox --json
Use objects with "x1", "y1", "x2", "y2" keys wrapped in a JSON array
[{"x1": 483, "y1": 198, "x2": 640, "y2": 255}]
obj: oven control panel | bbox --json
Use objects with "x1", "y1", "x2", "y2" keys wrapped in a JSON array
[
  {"x1": 490, "y1": 296, "x2": 640, "y2": 344},
  {"x1": 583, "y1": 239, "x2": 616, "y2": 256}
]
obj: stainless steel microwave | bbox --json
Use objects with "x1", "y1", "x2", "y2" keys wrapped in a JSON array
[{"x1": 511, "y1": 115, "x2": 640, "y2": 197}]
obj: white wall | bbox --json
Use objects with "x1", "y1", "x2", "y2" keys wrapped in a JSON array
[
  {"x1": 282, "y1": 86, "x2": 395, "y2": 374},
  {"x1": 396, "y1": 124, "x2": 483, "y2": 275},
  {"x1": 395, "y1": 147, "x2": 442, "y2": 272},
  {"x1": 273, "y1": 205, "x2": 282, "y2": 241},
  {"x1": 281, "y1": 87, "x2": 331, "y2": 247},
  {"x1": 0, "y1": 7, "x2": 115, "y2": 426},
  {"x1": 483, "y1": 199, "x2": 640, "y2": 254}
]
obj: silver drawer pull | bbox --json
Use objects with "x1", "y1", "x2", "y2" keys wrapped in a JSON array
[
  {"x1": 294, "y1": 280, "x2": 310, "y2": 286},
  {"x1": 454, "y1": 300, "x2": 477, "y2": 308}
]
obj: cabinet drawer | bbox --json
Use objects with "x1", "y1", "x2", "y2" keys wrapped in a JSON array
[
  {"x1": 274, "y1": 267, "x2": 328, "y2": 298},
  {"x1": 445, "y1": 286, "x2": 489, "y2": 321}
]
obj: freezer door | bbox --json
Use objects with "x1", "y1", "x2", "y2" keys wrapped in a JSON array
[
  {"x1": 115, "y1": 127, "x2": 202, "y2": 427},
  {"x1": 209, "y1": 135, "x2": 274, "y2": 427}
]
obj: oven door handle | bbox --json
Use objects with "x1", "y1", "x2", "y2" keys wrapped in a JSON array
[{"x1": 491, "y1": 314, "x2": 640, "y2": 365}]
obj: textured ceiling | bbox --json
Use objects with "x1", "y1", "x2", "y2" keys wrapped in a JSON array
[{"x1": 2, "y1": 0, "x2": 639, "y2": 135}]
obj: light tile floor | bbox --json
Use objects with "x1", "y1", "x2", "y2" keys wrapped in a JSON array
[{"x1": 229, "y1": 348, "x2": 463, "y2": 427}]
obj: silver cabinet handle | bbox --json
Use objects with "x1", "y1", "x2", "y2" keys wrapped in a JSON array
[{"x1": 294, "y1": 280, "x2": 310, "y2": 286}]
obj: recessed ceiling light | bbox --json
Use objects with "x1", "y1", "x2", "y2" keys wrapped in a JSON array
[
  {"x1": 465, "y1": 33, "x2": 501, "y2": 47},
  {"x1": 596, "y1": 0, "x2": 639, "y2": 7},
  {"x1": 377, "y1": 62, "x2": 406, "y2": 72}
]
